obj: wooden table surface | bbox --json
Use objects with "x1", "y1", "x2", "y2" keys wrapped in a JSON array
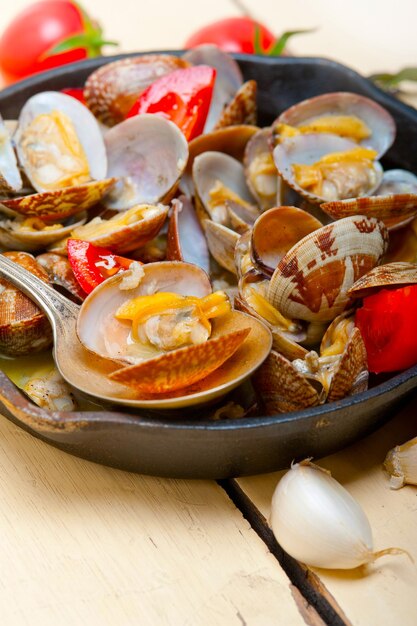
[{"x1": 1, "y1": 1, "x2": 417, "y2": 624}]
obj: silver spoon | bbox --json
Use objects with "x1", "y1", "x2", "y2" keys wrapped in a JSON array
[
  {"x1": 0, "y1": 254, "x2": 139, "y2": 406},
  {"x1": 0, "y1": 255, "x2": 271, "y2": 410}
]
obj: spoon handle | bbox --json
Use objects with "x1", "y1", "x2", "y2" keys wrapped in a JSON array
[{"x1": 0, "y1": 254, "x2": 80, "y2": 325}]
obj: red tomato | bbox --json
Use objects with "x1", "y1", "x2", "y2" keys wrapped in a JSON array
[
  {"x1": 67, "y1": 239, "x2": 134, "y2": 295},
  {"x1": 184, "y1": 17, "x2": 276, "y2": 54},
  {"x1": 126, "y1": 65, "x2": 216, "y2": 141},
  {"x1": 355, "y1": 284, "x2": 417, "y2": 373},
  {"x1": 60, "y1": 87, "x2": 86, "y2": 104},
  {"x1": 0, "y1": 1, "x2": 116, "y2": 84}
]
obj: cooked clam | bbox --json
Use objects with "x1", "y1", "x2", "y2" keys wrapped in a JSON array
[
  {"x1": 0, "y1": 178, "x2": 116, "y2": 222},
  {"x1": 267, "y1": 215, "x2": 389, "y2": 322},
  {"x1": 0, "y1": 212, "x2": 86, "y2": 252},
  {"x1": 244, "y1": 128, "x2": 278, "y2": 211},
  {"x1": 14, "y1": 91, "x2": 107, "y2": 193},
  {"x1": 193, "y1": 151, "x2": 257, "y2": 224},
  {"x1": 50, "y1": 204, "x2": 169, "y2": 255},
  {"x1": 0, "y1": 251, "x2": 52, "y2": 356},
  {"x1": 0, "y1": 114, "x2": 22, "y2": 194},
  {"x1": 252, "y1": 312, "x2": 368, "y2": 414},
  {"x1": 84, "y1": 54, "x2": 190, "y2": 126},
  {"x1": 273, "y1": 133, "x2": 383, "y2": 205},
  {"x1": 276, "y1": 92, "x2": 396, "y2": 157},
  {"x1": 104, "y1": 114, "x2": 189, "y2": 210},
  {"x1": 77, "y1": 261, "x2": 271, "y2": 396}
]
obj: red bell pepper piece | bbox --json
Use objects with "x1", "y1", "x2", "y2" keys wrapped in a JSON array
[
  {"x1": 126, "y1": 65, "x2": 216, "y2": 141},
  {"x1": 60, "y1": 87, "x2": 86, "y2": 104},
  {"x1": 67, "y1": 239, "x2": 134, "y2": 294},
  {"x1": 355, "y1": 284, "x2": 417, "y2": 373}
]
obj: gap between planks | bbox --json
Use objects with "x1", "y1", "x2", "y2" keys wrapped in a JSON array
[{"x1": 218, "y1": 478, "x2": 351, "y2": 626}]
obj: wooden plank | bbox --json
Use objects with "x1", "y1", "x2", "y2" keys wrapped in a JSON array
[
  {"x1": 0, "y1": 415, "x2": 309, "y2": 626},
  {"x1": 237, "y1": 393, "x2": 417, "y2": 626}
]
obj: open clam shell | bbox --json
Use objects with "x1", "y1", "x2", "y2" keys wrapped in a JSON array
[
  {"x1": 273, "y1": 133, "x2": 383, "y2": 205},
  {"x1": 182, "y1": 125, "x2": 258, "y2": 196},
  {"x1": 193, "y1": 151, "x2": 256, "y2": 224},
  {"x1": 243, "y1": 127, "x2": 278, "y2": 211},
  {"x1": 84, "y1": 54, "x2": 189, "y2": 126},
  {"x1": 214, "y1": 80, "x2": 257, "y2": 129},
  {"x1": 267, "y1": 215, "x2": 389, "y2": 322},
  {"x1": 251, "y1": 206, "x2": 323, "y2": 275},
  {"x1": 77, "y1": 261, "x2": 271, "y2": 401},
  {"x1": 104, "y1": 115, "x2": 188, "y2": 210},
  {"x1": 0, "y1": 251, "x2": 52, "y2": 356},
  {"x1": 0, "y1": 212, "x2": 86, "y2": 252},
  {"x1": 166, "y1": 196, "x2": 210, "y2": 273},
  {"x1": 204, "y1": 220, "x2": 240, "y2": 274},
  {"x1": 319, "y1": 312, "x2": 368, "y2": 402},
  {"x1": 51, "y1": 204, "x2": 169, "y2": 255},
  {"x1": 277, "y1": 92, "x2": 396, "y2": 157},
  {"x1": 320, "y1": 192, "x2": 417, "y2": 231},
  {"x1": 14, "y1": 91, "x2": 107, "y2": 192},
  {"x1": 347, "y1": 261, "x2": 417, "y2": 299},
  {"x1": 0, "y1": 178, "x2": 116, "y2": 222},
  {"x1": 0, "y1": 115, "x2": 22, "y2": 194},
  {"x1": 252, "y1": 350, "x2": 321, "y2": 415}
]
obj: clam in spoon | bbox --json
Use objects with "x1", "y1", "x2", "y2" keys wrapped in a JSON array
[{"x1": 0, "y1": 255, "x2": 271, "y2": 410}]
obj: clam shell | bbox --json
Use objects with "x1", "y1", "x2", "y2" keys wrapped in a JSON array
[
  {"x1": 183, "y1": 45, "x2": 243, "y2": 133},
  {"x1": 226, "y1": 200, "x2": 260, "y2": 233},
  {"x1": 234, "y1": 293, "x2": 308, "y2": 361},
  {"x1": 0, "y1": 251, "x2": 52, "y2": 356},
  {"x1": 77, "y1": 260, "x2": 271, "y2": 396},
  {"x1": 204, "y1": 220, "x2": 239, "y2": 275},
  {"x1": 273, "y1": 133, "x2": 383, "y2": 205},
  {"x1": 109, "y1": 323, "x2": 250, "y2": 394},
  {"x1": 252, "y1": 350, "x2": 320, "y2": 415},
  {"x1": 251, "y1": 206, "x2": 322, "y2": 275},
  {"x1": 327, "y1": 327, "x2": 368, "y2": 402},
  {"x1": 214, "y1": 80, "x2": 257, "y2": 129},
  {"x1": 267, "y1": 216, "x2": 389, "y2": 322},
  {"x1": 277, "y1": 91, "x2": 396, "y2": 157},
  {"x1": 320, "y1": 193, "x2": 417, "y2": 230},
  {"x1": 77, "y1": 261, "x2": 213, "y2": 361},
  {"x1": 54, "y1": 204, "x2": 169, "y2": 255},
  {"x1": 182, "y1": 125, "x2": 258, "y2": 196},
  {"x1": 104, "y1": 114, "x2": 188, "y2": 210},
  {"x1": 244, "y1": 127, "x2": 278, "y2": 211},
  {"x1": 166, "y1": 196, "x2": 210, "y2": 273},
  {"x1": 347, "y1": 261, "x2": 417, "y2": 298},
  {"x1": 15, "y1": 92, "x2": 107, "y2": 192},
  {"x1": 0, "y1": 212, "x2": 86, "y2": 252},
  {"x1": 193, "y1": 151, "x2": 255, "y2": 224},
  {"x1": 84, "y1": 54, "x2": 189, "y2": 126},
  {"x1": 375, "y1": 169, "x2": 417, "y2": 195},
  {"x1": 0, "y1": 178, "x2": 116, "y2": 222},
  {"x1": 0, "y1": 115, "x2": 22, "y2": 194}
]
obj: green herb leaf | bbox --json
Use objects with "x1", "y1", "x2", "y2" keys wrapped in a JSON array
[
  {"x1": 370, "y1": 67, "x2": 417, "y2": 89},
  {"x1": 267, "y1": 28, "x2": 315, "y2": 56},
  {"x1": 43, "y1": 33, "x2": 118, "y2": 59}
]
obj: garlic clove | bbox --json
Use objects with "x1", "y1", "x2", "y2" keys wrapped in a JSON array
[
  {"x1": 270, "y1": 460, "x2": 403, "y2": 570},
  {"x1": 384, "y1": 437, "x2": 417, "y2": 489}
]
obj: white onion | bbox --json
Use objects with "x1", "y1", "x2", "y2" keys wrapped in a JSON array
[{"x1": 270, "y1": 460, "x2": 404, "y2": 570}]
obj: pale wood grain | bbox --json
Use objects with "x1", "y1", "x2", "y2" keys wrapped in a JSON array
[
  {"x1": 0, "y1": 415, "x2": 308, "y2": 626},
  {"x1": 238, "y1": 393, "x2": 417, "y2": 626}
]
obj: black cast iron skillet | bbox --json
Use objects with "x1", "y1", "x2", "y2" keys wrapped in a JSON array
[{"x1": 0, "y1": 52, "x2": 416, "y2": 478}]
